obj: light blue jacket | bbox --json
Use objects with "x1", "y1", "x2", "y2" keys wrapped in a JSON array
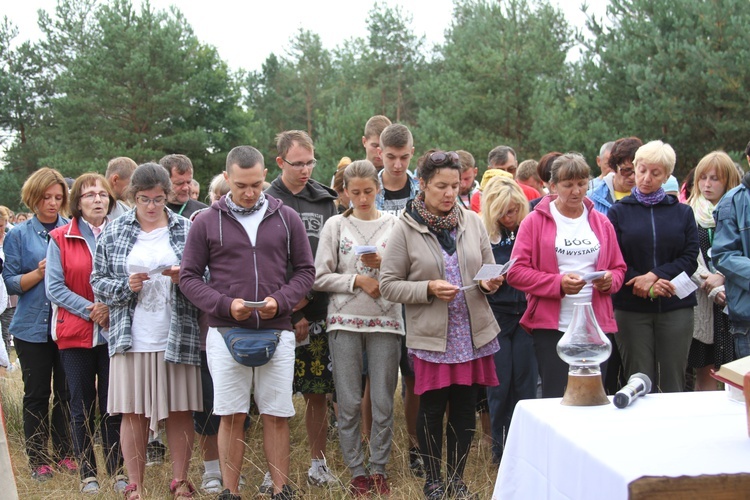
[
  {"x1": 587, "y1": 172, "x2": 616, "y2": 215},
  {"x1": 375, "y1": 169, "x2": 419, "y2": 212},
  {"x1": 713, "y1": 182, "x2": 750, "y2": 323},
  {"x1": 2, "y1": 215, "x2": 68, "y2": 342}
]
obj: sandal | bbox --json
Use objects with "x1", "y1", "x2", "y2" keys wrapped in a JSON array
[
  {"x1": 170, "y1": 478, "x2": 196, "y2": 498},
  {"x1": 123, "y1": 483, "x2": 141, "y2": 500}
]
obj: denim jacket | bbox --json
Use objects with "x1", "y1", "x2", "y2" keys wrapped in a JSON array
[
  {"x1": 375, "y1": 169, "x2": 419, "y2": 212},
  {"x1": 2, "y1": 215, "x2": 68, "y2": 343},
  {"x1": 713, "y1": 183, "x2": 750, "y2": 323}
]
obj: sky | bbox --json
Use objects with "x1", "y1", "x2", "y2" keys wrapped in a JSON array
[{"x1": 3, "y1": 0, "x2": 610, "y2": 73}]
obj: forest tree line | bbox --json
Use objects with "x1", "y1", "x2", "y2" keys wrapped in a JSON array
[{"x1": 1, "y1": 0, "x2": 749, "y2": 210}]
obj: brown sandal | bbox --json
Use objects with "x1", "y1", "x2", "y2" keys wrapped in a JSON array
[{"x1": 169, "y1": 479, "x2": 196, "y2": 498}]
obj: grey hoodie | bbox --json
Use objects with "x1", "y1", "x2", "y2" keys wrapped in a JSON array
[{"x1": 265, "y1": 175, "x2": 337, "y2": 321}]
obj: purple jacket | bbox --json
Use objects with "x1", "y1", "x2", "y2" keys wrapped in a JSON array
[{"x1": 180, "y1": 194, "x2": 315, "y2": 330}]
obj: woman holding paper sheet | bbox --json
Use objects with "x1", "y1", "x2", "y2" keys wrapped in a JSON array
[
  {"x1": 686, "y1": 151, "x2": 739, "y2": 390},
  {"x1": 314, "y1": 160, "x2": 403, "y2": 496},
  {"x1": 480, "y1": 176, "x2": 538, "y2": 464},
  {"x1": 607, "y1": 141, "x2": 699, "y2": 393},
  {"x1": 380, "y1": 150, "x2": 501, "y2": 499},
  {"x1": 506, "y1": 153, "x2": 626, "y2": 398},
  {"x1": 91, "y1": 163, "x2": 201, "y2": 499}
]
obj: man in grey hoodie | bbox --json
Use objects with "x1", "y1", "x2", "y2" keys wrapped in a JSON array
[{"x1": 264, "y1": 130, "x2": 339, "y2": 489}]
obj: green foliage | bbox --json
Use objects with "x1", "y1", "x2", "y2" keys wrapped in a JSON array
[
  {"x1": 580, "y1": 0, "x2": 750, "y2": 174},
  {"x1": 2, "y1": 0, "x2": 750, "y2": 194}
]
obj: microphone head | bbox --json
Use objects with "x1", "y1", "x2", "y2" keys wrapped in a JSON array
[
  {"x1": 630, "y1": 372, "x2": 652, "y2": 393},
  {"x1": 613, "y1": 392, "x2": 629, "y2": 409}
]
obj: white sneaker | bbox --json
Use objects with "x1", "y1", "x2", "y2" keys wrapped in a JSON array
[
  {"x1": 80, "y1": 477, "x2": 100, "y2": 494},
  {"x1": 201, "y1": 471, "x2": 223, "y2": 494},
  {"x1": 307, "y1": 462, "x2": 339, "y2": 487},
  {"x1": 259, "y1": 471, "x2": 273, "y2": 495}
]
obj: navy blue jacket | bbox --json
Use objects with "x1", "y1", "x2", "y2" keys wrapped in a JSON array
[
  {"x1": 607, "y1": 194, "x2": 699, "y2": 313},
  {"x1": 486, "y1": 233, "x2": 527, "y2": 316}
]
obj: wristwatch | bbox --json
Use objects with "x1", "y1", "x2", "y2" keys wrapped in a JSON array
[{"x1": 305, "y1": 292, "x2": 315, "y2": 302}]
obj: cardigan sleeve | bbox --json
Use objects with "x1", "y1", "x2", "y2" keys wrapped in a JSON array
[{"x1": 313, "y1": 216, "x2": 356, "y2": 294}]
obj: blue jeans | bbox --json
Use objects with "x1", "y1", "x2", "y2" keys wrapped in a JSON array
[
  {"x1": 730, "y1": 322, "x2": 750, "y2": 359},
  {"x1": 485, "y1": 313, "x2": 537, "y2": 461}
]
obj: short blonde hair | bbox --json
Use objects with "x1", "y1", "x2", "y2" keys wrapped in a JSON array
[
  {"x1": 688, "y1": 150, "x2": 741, "y2": 204},
  {"x1": 21, "y1": 167, "x2": 69, "y2": 215},
  {"x1": 481, "y1": 176, "x2": 529, "y2": 241},
  {"x1": 634, "y1": 140, "x2": 676, "y2": 176}
]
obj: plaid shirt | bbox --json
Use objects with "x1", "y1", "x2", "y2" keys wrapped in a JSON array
[{"x1": 91, "y1": 208, "x2": 200, "y2": 365}]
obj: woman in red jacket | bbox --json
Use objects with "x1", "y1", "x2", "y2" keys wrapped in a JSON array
[
  {"x1": 45, "y1": 173, "x2": 127, "y2": 494},
  {"x1": 506, "y1": 153, "x2": 627, "y2": 397}
]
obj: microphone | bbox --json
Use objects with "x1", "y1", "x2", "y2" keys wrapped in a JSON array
[{"x1": 613, "y1": 373, "x2": 652, "y2": 409}]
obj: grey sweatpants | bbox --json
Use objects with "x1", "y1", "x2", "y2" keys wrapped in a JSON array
[{"x1": 329, "y1": 329, "x2": 401, "y2": 477}]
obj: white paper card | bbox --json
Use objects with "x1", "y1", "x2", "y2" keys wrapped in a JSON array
[
  {"x1": 128, "y1": 264, "x2": 176, "y2": 276},
  {"x1": 581, "y1": 271, "x2": 606, "y2": 282},
  {"x1": 354, "y1": 245, "x2": 377, "y2": 255},
  {"x1": 472, "y1": 259, "x2": 516, "y2": 281},
  {"x1": 671, "y1": 271, "x2": 698, "y2": 299},
  {"x1": 243, "y1": 301, "x2": 268, "y2": 308}
]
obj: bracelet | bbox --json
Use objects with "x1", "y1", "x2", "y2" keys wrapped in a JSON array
[{"x1": 648, "y1": 286, "x2": 656, "y2": 301}]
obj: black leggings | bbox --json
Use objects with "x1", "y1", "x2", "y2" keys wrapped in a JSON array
[{"x1": 417, "y1": 384, "x2": 479, "y2": 483}]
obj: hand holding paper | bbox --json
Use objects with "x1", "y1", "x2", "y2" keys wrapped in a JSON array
[{"x1": 670, "y1": 271, "x2": 698, "y2": 299}]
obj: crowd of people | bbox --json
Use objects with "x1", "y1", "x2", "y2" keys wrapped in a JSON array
[{"x1": 1, "y1": 114, "x2": 749, "y2": 500}]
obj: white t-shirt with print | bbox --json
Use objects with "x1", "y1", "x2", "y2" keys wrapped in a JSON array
[
  {"x1": 128, "y1": 226, "x2": 178, "y2": 352},
  {"x1": 550, "y1": 202, "x2": 600, "y2": 331}
]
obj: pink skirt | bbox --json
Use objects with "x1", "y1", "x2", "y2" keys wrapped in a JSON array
[
  {"x1": 108, "y1": 351, "x2": 202, "y2": 433},
  {"x1": 412, "y1": 354, "x2": 499, "y2": 395}
]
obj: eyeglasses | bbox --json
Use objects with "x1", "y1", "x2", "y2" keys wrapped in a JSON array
[
  {"x1": 618, "y1": 165, "x2": 635, "y2": 177},
  {"x1": 429, "y1": 151, "x2": 460, "y2": 167},
  {"x1": 281, "y1": 158, "x2": 318, "y2": 169},
  {"x1": 80, "y1": 192, "x2": 109, "y2": 201},
  {"x1": 135, "y1": 195, "x2": 167, "y2": 207}
]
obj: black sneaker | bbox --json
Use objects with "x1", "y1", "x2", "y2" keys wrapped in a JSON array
[
  {"x1": 145, "y1": 440, "x2": 166, "y2": 466},
  {"x1": 409, "y1": 447, "x2": 425, "y2": 478},
  {"x1": 271, "y1": 484, "x2": 298, "y2": 499},
  {"x1": 447, "y1": 478, "x2": 477, "y2": 499},
  {"x1": 423, "y1": 479, "x2": 446, "y2": 499},
  {"x1": 217, "y1": 488, "x2": 241, "y2": 500}
]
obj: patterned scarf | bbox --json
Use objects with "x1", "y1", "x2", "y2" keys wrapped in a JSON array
[
  {"x1": 407, "y1": 192, "x2": 460, "y2": 255},
  {"x1": 689, "y1": 194, "x2": 716, "y2": 229},
  {"x1": 225, "y1": 191, "x2": 266, "y2": 215},
  {"x1": 632, "y1": 186, "x2": 666, "y2": 206}
]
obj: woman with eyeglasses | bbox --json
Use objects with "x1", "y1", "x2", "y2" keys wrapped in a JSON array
[
  {"x1": 91, "y1": 163, "x2": 201, "y2": 500},
  {"x1": 2, "y1": 167, "x2": 75, "y2": 482},
  {"x1": 45, "y1": 173, "x2": 127, "y2": 494},
  {"x1": 506, "y1": 153, "x2": 626, "y2": 398},
  {"x1": 380, "y1": 150, "x2": 502, "y2": 500},
  {"x1": 587, "y1": 137, "x2": 643, "y2": 216}
]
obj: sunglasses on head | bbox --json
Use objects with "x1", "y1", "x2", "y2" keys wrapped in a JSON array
[{"x1": 429, "y1": 151, "x2": 460, "y2": 167}]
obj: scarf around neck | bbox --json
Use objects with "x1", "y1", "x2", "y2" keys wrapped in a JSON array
[
  {"x1": 690, "y1": 194, "x2": 716, "y2": 228},
  {"x1": 632, "y1": 186, "x2": 666, "y2": 206},
  {"x1": 406, "y1": 192, "x2": 460, "y2": 255},
  {"x1": 226, "y1": 191, "x2": 266, "y2": 215}
]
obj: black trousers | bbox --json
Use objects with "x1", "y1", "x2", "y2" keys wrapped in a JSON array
[
  {"x1": 60, "y1": 345, "x2": 122, "y2": 479},
  {"x1": 14, "y1": 338, "x2": 72, "y2": 469},
  {"x1": 417, "y1": 383, "x2": 479, "y2": 483}
]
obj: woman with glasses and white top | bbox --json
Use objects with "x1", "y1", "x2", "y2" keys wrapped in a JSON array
[{"x1": 92, "y1": 163, "x2": 201, "y2": 500}]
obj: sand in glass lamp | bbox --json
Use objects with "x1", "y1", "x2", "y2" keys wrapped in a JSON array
[{"x1": 556, "y1": 302, "x2": 612, "y2": 406}]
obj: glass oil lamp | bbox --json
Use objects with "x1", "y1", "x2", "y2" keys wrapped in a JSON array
[{"x1": 557, "y1": 302, "x2": 612, "y2": 406}]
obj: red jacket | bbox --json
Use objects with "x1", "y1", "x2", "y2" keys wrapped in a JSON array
[
  {"x1": 48, "y1": 218, "x2": 98, "y2": 349},
  {"x1": 506, "y1": 195, "x2": 626, "y2": 334}
]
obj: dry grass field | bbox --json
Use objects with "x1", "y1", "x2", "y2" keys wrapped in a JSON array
[{"x1": 0, "y1": 353, "x2": 500, "y2": 499}]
